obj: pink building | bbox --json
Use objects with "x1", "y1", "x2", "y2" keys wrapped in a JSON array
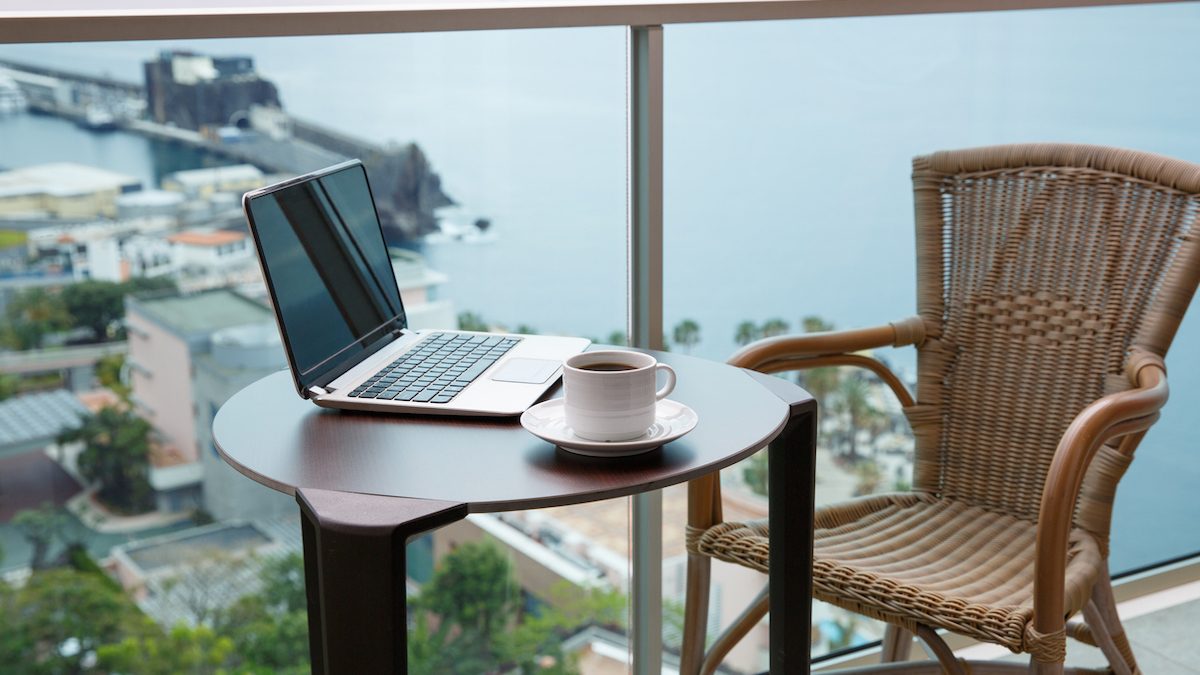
[{"x1": 125, "y1": 288, "x2": 278, "y2": 512}]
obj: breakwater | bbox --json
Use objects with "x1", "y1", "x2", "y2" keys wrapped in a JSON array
[{"x1": 0, "y1": 56, "x2": 450, "y2": 240}]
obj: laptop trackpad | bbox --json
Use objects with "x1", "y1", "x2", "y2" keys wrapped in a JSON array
[{"x1": 491, "y1": 358, "x2": 561, "y2": 384}]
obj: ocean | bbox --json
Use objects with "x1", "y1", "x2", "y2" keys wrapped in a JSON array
[{"x1": 0, "y1": 2, "x2": 1197, "y2": 572}]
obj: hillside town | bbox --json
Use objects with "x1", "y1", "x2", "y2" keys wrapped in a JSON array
[{"x1": 0, "y1": 49, "x2": 915, "y2": 673}]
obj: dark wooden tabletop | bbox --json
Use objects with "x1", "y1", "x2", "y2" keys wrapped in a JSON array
[{"x1": 213, "y1": 349, "x2": 795, "y2": 513}]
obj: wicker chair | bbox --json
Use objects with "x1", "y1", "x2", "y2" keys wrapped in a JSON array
[{"x1": 680, "y1": 144, "x2": 1200, "y2": 675}]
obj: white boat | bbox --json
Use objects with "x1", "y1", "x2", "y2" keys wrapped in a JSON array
[
  {"x1": 0, "y1": 73, "x2": 27, "y2": 114},
  {"x1": 424, "y1": 210, "x2": 499, "y2": 244},
  {"x1": 79, "y1": 106, "x2": 118, "y2": 131}
]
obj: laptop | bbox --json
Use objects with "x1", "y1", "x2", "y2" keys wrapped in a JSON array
[{"x1": 242, "y1": 160, "x2": 589, "y2": 416}]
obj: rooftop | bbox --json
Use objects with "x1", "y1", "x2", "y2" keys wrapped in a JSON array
[
  {"x1": 129, "y1": 288, "x2": 272, "y2": 337},
  {"x1": 0, "y1": 162, "x2": 140, "y2": 198},
  {"x1": 164, "y1": 164, "x2": 262, "y2": 188},
  {"x1": 167, "y1": 228, "x2": 247, "y2": 247},
  {"x1": 120, "y1": 522, "x2": 272, "y2": 573},
  {"x1": 0, "y1": 389, "x2": 86, "y2": 456}
]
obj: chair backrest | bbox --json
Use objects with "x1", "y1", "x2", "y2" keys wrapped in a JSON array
[{"x1": 908, "y1": 144, "x2": 1200, "y2": 529}]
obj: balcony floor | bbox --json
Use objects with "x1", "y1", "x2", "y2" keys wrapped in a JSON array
[{"x1": 965, "y1": 579, "x2": 1200, "y2": 673}]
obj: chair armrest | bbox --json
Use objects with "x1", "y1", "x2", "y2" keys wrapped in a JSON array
[
  {"x1": 1032, "y1": 351, "x2": 1169, "y2": 636},
  {"x1": 727, "y1": 316, "x2": 925, "y2": 370},
  {"x1": 728, "y1": 316, "x2": 925, "y2": 409}
]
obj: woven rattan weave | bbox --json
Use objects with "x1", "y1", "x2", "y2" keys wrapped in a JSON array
[{"x1": 681, "y1": 144, "x2": 1200, "y2": 675}]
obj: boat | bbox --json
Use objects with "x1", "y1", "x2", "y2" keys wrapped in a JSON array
[
  {"x1": 0, "y1": 73, "x2": 27, "y2": 114},
  {"x1": 78, "y1": 105, "x2": 118, "y2": 131},
  {"x1": 424, "y1": 209, "x2": 499, "y2": 244}
]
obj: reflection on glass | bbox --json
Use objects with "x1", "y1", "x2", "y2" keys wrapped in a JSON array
[{"x1": 247, "y1": 162, "x2": 405, "y2": 380}]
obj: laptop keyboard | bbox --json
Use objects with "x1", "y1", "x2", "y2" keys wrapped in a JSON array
[{"x1": 347, "y1": 332, "x2": 521, "y2": 404}]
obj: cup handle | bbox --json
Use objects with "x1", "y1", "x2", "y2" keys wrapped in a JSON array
[{"x1": 655, "y1": 364, "x2": 676, "y2": 401}]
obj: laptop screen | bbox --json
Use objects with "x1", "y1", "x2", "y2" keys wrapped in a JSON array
[{"x1": 245, "y1": 161, "x2": 406, "y2": 390}]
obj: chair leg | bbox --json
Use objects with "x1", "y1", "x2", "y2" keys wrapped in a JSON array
[
  {"x1": 1030, "y1": 659, "x2": 1064, "y2": 674},
  {"x1": 913, "y1": 625, "x2": 967, "y2": 675},
  {"x1": 679, "y1": 553, "x2": 712, "y2": 675},
  {"x1": 881, "y1": 625, "x2": 913, "y2": 662},
  {"x1": 1084, "y1": 570, "x2": 1140, "y2": 675},
  {"x1": 699, "y1": 587, "x2": 769, "y2": 675}
]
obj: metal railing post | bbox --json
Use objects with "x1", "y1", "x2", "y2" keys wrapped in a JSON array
[{"x1": 628, "y1": 23, "x2": 664, "y2": 675}]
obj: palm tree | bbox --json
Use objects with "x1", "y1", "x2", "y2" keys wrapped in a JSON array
[
  {"x1": 797, "y1": 315, "x2": 839, "y2": 414},
  {"x1": 760, "y1": 317, "x2": 790, "y2": 338},
  {"x1": 457, "y1": 311, "x2": 489, "y2": 332},
  {"x1": 734, "y1": 321, "x2": 760, "y2": 347},
  {"x1": 672, "y1": 319, "x2": 700, "y2": 354},
  {"x1": 834, "y1": 375, "x2": 883, "y2": 461},
  {"x1": 801, "y1": 315, "x2": 834, "y2": 334}
]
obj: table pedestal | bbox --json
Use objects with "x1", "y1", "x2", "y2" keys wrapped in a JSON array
[{"x1": 298, "y1": 489, "x2": 467, "y2": 673}]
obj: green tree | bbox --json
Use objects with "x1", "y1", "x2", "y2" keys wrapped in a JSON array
[
  {"x1": 214, "y1": 552, "x2": 310, "y2": 673},
  {"x1": 498, "y1": 582, "x2": 625, "y2": 671},
  {"x1": 797, "y1": 315, "x2": 840, "y2": 416},
  {"x1": 94, "y1": 353, "x2": 130, "y2": 400},
  {"x1": 0, "y1": 568, "x2": 147, "y2": 673},
  {"x1": 13, "y1": 504, "x2": 68, "y2": 570},
  {"x1": 61, "y1": 280, "x2": 125, "y2": 342},
  {"x1": 409, "y1": 540, "x2": 533, "y2": 673},
  {"x1": 457, "y1": 311, "x2": 489, "y2": 332},
  {"x1": 834, "y1": 375, "x2": 883, "y2": 460},
  {"x1": 96, "y1": 623, "x2": 237, "y2": 675},
  {"x1": 741, "y1": 450, "x2": 769, "y2": 496},
  {"x1": 671, "y1": 319, "x2": 701, "y2": 354},
  {"x1": 59, "y1": 406, "x2": 155, "y2": 514},
  {"x1": 0, "y1": 373, "x2": 19, "y2": 401},
  {"x1": 259, "y1": 552, "x2": 307, "y2": 614},
  {"x1": 218, "y1": 594, "x2": 310, "y2": 674},
  {"x1": 734, "y1": 321, "x2": 760, "y2": 347},
  {"x1": 760, "y1": 317, "x2": 790, "y2": 338},
  {"x1": 419, "y1": 541, "x2": 516, "y2": 640},
  {"x1": 801, "y1": 315, "x2": 834, "y2": 334},
  {"x1": 2, "y1": 287, "x2": 70, "y2": 350},
  {"x1": 606, "y1": 329, "x2": 628, "y2": 347},
  {"x1": 123, "y1": 275, "x2": 177, "y2": 297}
]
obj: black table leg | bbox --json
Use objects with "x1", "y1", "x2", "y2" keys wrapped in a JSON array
[
  {"x1": 747, "y1": 372, "x2": 818, "y2": 675},
  {"x1": 297, "y1": 488, "x2": 468, "y2": 674}
]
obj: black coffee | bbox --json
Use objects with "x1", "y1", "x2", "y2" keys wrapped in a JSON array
[{"x1": 581, "y1": 362, "x2": 637, "y2": 372}]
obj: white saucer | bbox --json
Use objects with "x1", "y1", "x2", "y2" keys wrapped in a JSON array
[{"x1": 521, "y1": 399, "x2": 699, "y2": 457}]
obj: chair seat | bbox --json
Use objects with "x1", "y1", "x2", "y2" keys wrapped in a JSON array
[{"x1": 687, "y1": 492, "x2": 1104, "y2": 656}]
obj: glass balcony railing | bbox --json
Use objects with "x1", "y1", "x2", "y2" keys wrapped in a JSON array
[
  {"x1": 0, "y1": 1, "x2": 1198, "y2": 673},
  {"x1": 664, "y1": 5, "x2": 1200, "y2": 661}
]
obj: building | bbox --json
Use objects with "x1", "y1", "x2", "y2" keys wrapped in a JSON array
[
  {"x1": 166, "y1": 228, "x2": 253, "y2": 272},
  {"x1": 193, "y1": 322, "x2": 294, "y2": 522},
  {"x1": 161, "y1": 164, "x2": 265, "y2": 199},
  {"x1": 144, "y1": 50, "x2": 280, "y2": 132},
  {"x1": 125, "y1": 289, "x2": 287, "y2": 514},
  {"x1": 0, "y1": 389, "x2": 87, "y2": 462},
  {"x1": 0, "y1": 163, "x2": 141, "y2": 219}
]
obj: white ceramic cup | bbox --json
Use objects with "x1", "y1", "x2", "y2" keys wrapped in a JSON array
[{"x1": 562, "y1": 350, "x2": 677, "y2": 441}]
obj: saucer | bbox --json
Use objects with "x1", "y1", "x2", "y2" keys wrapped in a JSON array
[{"x1": 520, "y1": 399, "x2": 699, "y2": 457}]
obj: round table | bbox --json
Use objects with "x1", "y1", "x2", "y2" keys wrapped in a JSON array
[{"x1": 213, "y1": 349, "x2": 815, "y2": 674}]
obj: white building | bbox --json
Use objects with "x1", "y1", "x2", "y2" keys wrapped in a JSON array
[
  {"x1": 168, "y1": 228, "x2": 253, "y2": 271},
  {"x1": 162, "y1": 164, "x2": 264, "y2": 199},
  {"x1": 0, "y1": 163, "x2": 142, "y2": 219}
]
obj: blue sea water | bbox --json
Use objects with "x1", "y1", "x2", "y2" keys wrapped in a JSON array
[{"x1": 0, "y1": 2, "x2": 1197, "y2": 572}]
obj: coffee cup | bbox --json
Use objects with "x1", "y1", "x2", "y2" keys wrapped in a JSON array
[{"x1": 562, "y1": 350, "x2": 677, "y2": 441}]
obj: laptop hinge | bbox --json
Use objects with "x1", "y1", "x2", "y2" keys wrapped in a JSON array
[{"x1": 307, "y1": 385, "x2": 330, "y2": 398}]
